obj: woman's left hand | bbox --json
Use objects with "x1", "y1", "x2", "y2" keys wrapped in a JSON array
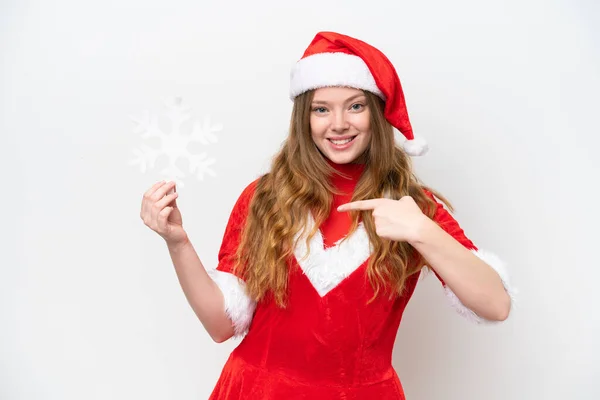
[{"x1": 337, "y1": 197, "x2": 429, "y2": 243}]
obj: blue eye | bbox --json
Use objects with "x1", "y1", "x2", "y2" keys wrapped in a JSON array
[
  {"x1": 313, "y1": 107, "x2": 327, "y2": 113},
  {"x1": 351, "y1": 103, "x2": 364, "y2": 111}
]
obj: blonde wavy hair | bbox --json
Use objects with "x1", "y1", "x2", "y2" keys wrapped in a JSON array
[{"x1": 233, "y1": 89, "x2": 453, "y2": 307}]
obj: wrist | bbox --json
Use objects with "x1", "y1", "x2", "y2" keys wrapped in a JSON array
[
  {"x1": 166, "y1": 236, "x2": 191, "y2": 253},
  {"x1": 409, "y1": 215, "x2": 437, "y2": 245}
]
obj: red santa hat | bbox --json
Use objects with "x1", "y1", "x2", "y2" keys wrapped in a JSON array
[{"x1": 290, "y1": 31, "x2": 428, "y2": 156}]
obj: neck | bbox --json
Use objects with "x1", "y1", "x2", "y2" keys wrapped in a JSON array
[{"x1": 325, "y1": 158, "x2": 365, "y2": 187}]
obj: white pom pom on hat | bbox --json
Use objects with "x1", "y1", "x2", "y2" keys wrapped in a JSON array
[
  {"x1": 402, "y1": 136, "x2": 429, "y2": 156},
  {"x1": 290, "y1": 31, "x2": 429, "y2": 157}
]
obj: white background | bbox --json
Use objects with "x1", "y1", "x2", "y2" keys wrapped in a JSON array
[{"x1": 2, "y1": 0, "x2": 599, "y2": 399}]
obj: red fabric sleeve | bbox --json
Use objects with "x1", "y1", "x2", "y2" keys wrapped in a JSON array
[
  {"x1": 422, "y1": 189, "x2": 478, "y2": 286},
  {"x1": 215, "y1": 179, "x2": 259, "y2": 279}
]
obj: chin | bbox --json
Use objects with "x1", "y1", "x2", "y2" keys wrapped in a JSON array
[{"x1": 323, "y1": 151, "x2": 360, "y2": 164}]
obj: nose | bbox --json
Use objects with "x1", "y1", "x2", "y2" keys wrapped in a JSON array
[{"x1": 331, "y1": 110, "x2": 349, "y2": 133}]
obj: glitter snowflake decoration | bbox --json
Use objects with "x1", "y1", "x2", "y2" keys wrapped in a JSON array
[{"x1": 129, "y1": 96, "x2": 222, "y2": 188}]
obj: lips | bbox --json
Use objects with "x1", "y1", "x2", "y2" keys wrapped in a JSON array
[
  {"x1": 325, "y1": 135, "x2": 358, "y2": 151},
  {"x1": 327, "y1": 135, "x2": 357, "y2": 145}
]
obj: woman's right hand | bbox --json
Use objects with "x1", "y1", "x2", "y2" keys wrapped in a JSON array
[{"x1": 140, "y1": 180, "x2": 188, "y2": 246}]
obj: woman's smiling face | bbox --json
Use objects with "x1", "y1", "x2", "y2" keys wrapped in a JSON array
[{"x1": 310, "y1": 87, "x2": 372, "y2": 164}]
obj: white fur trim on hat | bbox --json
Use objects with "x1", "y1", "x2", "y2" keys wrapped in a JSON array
[
  {"x1": 443, "y1": 249, "x2": 517, "y2": 324},
  {"x1": 207, "y1": 268, "x2": 256, "y2": 338},
  {"x1": 290, "y1": 52, "x2": 385, "y2": 100}
]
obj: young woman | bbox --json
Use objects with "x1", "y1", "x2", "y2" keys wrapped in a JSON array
[{"x1": 140, "y1": 31, "x2": 515, "y2": 399}]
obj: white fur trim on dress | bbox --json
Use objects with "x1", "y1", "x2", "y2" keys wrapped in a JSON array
[
  {"x1": 290, "y1": 52, "x2": 385, "y2": 100},
  {"x1": 293, "y1": 213, "x2": 372, "y2": 297},
  {"x1": 443, "y1": 249, "x2": 517, "y2": 324},
  {"x1": 206, "y1": 268, "x2": 256, "y2": 338}
]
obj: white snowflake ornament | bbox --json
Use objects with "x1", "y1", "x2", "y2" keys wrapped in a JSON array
[{"x1": 129, "y1": 96, "x2": 222, "y2": 188}]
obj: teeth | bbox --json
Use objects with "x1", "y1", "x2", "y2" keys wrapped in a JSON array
[{"x1": 330, "y1": 138, "x2": 353, "y2": 145}]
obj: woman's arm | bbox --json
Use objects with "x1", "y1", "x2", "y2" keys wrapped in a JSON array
[
  {"x1": 337, "y1": 194, "x2": 514, "y2": 322},
  {"x1": 167, "y1": 238, "x2": 235, "y2": 343},
  {"x1": 410, "y1": 217, "x2": 511, "y2": 321}
]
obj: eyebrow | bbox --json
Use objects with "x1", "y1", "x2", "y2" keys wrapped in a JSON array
[{"x1": 311, "y1": 94, "x2": 366, "y2": 105}]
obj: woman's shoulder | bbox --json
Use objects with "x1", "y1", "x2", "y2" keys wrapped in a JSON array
[
  {"x1": 418, "y1": 185, "x2": 447, "y2": 205},
  {"x1": 419, "y1": 185, "x2": 436, "y2": 199},
  {"x1": 230, "y1": 176, "x2": 264, "y2": 211},
  {"x1": 239, "y1": 177, "x2": 261, "y2": 198}
]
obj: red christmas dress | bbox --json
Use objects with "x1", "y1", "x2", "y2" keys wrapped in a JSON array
[{"x1": 207, "y1": 162, "x2": 514, "y2": 399}]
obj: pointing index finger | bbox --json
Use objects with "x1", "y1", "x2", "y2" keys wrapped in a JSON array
[{"x1": 337, "y1": 199, "x2": 383, "y2": 212}]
